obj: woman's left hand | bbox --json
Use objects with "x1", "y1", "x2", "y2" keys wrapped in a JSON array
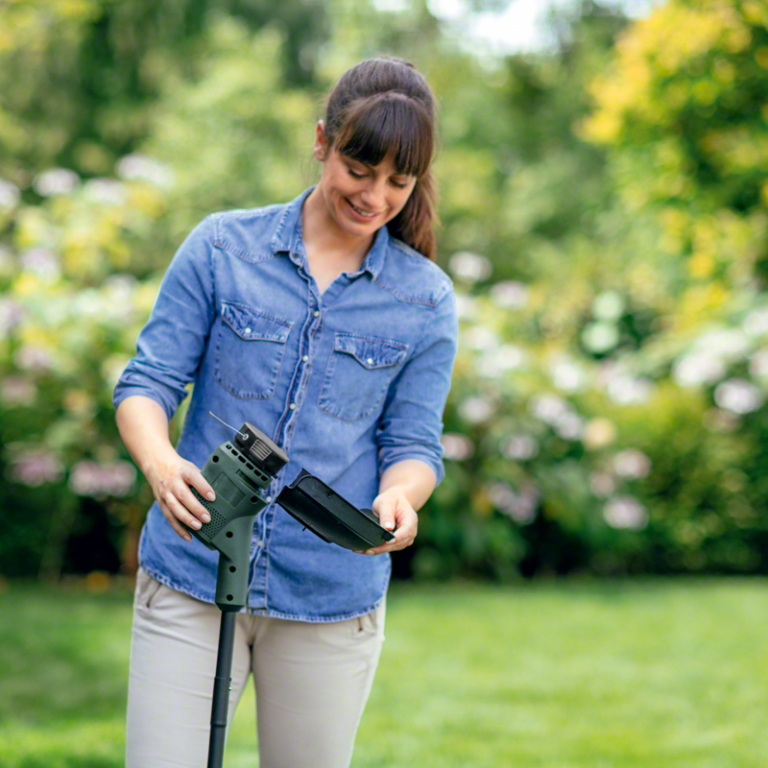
[{"x1": 354, "y1": 486, "x2": 417, "y2": 555}]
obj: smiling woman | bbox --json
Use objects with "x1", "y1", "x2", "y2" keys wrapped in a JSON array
[{"x1": 114, "y1": 55, "x2": 457, "y2": 768}]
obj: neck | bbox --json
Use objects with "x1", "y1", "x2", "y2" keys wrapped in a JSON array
[{"x1": 302, "y1": 186, "x2": 375, "y2": 265}]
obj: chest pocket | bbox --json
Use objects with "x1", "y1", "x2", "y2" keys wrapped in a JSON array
[
  {"x1": 319, "y1": 333, "x2": 408, "y2": 422},
  {"x1": 214, "y1": 302, "x2": 292, "y2": 399}
]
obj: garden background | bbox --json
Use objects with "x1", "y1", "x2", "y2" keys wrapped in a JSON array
[{"x1": 2, "y1": 0, "x2": 768, "y2": 765}]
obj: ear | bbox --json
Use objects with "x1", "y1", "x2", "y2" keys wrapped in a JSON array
[{"x1": 313, "y1": 120, "x2": 328, "y2": 161}]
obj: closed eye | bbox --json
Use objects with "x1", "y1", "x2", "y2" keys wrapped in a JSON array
[{"x1": 348, "y1": 167, "x2": 409, "y2": 188}]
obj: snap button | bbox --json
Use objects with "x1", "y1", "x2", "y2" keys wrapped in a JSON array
[
  {"x1": 302, "y1": 355, "x2": 308, "y2": 362},
  {"x1": 367, "y1": 357, "x2": 374, "y2": 365},
  {"x1": 256, "y1": 539, "x2": 263, "y2": 548},
  {"x1": 244, "y1": 327, "x2": 251, "y2": 334},
  {"x1": 265, "y1": 496, "x2": 272, "y2": 503},
  {"x1": 313, "y1": 310, "x2": 320, "y2": 317},
  {"x1": 289, "y1": 403, "x2": 297, "y2": 410}
]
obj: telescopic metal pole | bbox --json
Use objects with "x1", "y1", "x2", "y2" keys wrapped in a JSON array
[{"x1": 207, "y1": 608, "x2": 238, "y2": 768}]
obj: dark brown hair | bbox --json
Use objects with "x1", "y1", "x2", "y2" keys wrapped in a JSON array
[{"x1": 321, "y1": 57, "x2": 438, "y2": 261}]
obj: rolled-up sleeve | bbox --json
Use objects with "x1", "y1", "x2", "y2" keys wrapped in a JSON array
[
  {"x1": 112, "y1": 215, "x2": 217, "y2": 421},
  {"x1": 375, "y1": 285, "x2": 458, "y2": 487}
]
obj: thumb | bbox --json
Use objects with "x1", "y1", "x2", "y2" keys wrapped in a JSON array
[{"x1": 376, "y1": 498, "x2": 398, "y2": 531}]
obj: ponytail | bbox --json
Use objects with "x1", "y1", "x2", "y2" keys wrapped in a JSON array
[{"x1": 387, "y1": 171, "x2": 438, "y2": 262}]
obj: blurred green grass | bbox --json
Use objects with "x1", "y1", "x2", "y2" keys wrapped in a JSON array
[{"x1": 1, "y1": 579, "x2": 767, "y2": 767}]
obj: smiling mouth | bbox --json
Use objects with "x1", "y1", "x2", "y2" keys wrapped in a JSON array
[{"x1": 347, "y1": 199, "x2": 380, "y2": 219}]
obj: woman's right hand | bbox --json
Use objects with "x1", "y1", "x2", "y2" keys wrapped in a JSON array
[{"x1": 146, "y1": 450, "x2": 216, "y2": 542}]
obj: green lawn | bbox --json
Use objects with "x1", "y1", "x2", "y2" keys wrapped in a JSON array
[{"x1": 1, "y1": 578, "x2": 767, "y2": 767}]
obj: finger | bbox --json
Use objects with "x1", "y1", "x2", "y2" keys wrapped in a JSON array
[
  {"x1": 364, "y1": 532, "x2": 416, "y2": 556},
  {"x1": 165, "y1": 490, "x2": 204, "y2": 533},
  {"x1": 176, "y1": 475, "x2": 213, "y2": 523},
  {"x1": 373, "y1": 501, "x2": 397, "y2": 532},
  {"x1": 158, "y1": 497, "x2": 192, "y2": 542}
]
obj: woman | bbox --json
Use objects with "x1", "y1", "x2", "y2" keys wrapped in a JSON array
[{"x1": 115, "y1": 56, "x2": 458, "y2": 768}]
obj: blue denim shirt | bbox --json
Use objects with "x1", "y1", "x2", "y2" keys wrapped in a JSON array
[{"x1": 113, "y1": 187, "x2": 458, "y2": 622}]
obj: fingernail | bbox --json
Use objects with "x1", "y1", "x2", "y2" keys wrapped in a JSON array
[
  {"x1": 185, "y1": 534, "x2": 192, "y2": 542},
  {"x1": 202, "y1": 514, "x2": 211, "y2": 523},
  {"x1": 384, "y1": 522, "x2": 394, "y2": 529},
  {"x1": 192, "y1": 520, "x2": 202, "y2": 529},
  {"x1": 207, "y1": 492, "x2": 215, "y2": 501}
]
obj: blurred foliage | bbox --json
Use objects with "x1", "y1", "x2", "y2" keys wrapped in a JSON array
[{"x1": 2, "y1": 0, "x2": 768, "y2": 581}]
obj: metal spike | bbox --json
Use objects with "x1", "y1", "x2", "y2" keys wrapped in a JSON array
[{"x1": 208, "y1": 411, "x2": 248, "y2": 440}]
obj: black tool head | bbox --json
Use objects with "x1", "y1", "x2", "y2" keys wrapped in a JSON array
[
  {"x1": 276, "y1": 469, "x2": 395, "y2": 551},
  {"x1": 233, "y1": 422, "x2": 289, "y2": 477}
]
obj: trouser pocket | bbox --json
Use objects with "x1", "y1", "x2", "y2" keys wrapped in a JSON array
[{"x1": 135, "y1": 568, "x2": 163, "y2": 610}]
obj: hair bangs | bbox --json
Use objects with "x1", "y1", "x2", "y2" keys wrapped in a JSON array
[{"x1": 334, "y1": 94, "x2": 433, "y2": 179}]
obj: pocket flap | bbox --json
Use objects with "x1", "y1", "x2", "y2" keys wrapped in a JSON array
[
  {"x1": 334, "y1": 333, "x2": 408, "y2": 369},
  {"x1": 222, "y1": 302, "x2": 292, "y2": 343}
]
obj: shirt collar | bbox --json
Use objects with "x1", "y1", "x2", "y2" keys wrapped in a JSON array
[{"x1": 269, "y1": 186, "x2": 388, "y2": 281}]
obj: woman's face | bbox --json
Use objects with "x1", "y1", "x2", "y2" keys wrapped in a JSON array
[{"x1": 314, "y1": 124, "x2": 417, "y2": 239}]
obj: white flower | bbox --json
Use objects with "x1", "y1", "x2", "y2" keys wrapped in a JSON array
[
  {"x1": 673, "y1": 351, "x2": 726, "y2": 387},
  {"x1": 606, "y1": 375, "x2": 653, "y2": 405},
  {"x1": 743, "y1": 307, "x2": 768, "y2": 338},
  {"x1": 498, "y1": 344, "x2": 527, "y2": 370},
  {"x1": 82, "y1": 178, "x2": 128, "y2": 205},
  {"x1": 459, "y1": 396, "x2": 496, "y2": 424},
  {"x1": 528, "y1": 393, "x2": 570, "y2": 425},
  {"x1": 448, "y1": 251, "x2": 493, "y2": 283},
  {"x1": 14, "y1": 345, "x2": 55, "y2": 372},
  {"x1": 603, "y1": 496, "x2": 648, "y2": 530},
  {"x1": 33, "y1": 168, "x2": 80, "y2": 197},
  {"x1": 489, "y1": 280, "x2": 528, "y2": 309},
  {"x1": 486, "y1": 482, "x2": 539, "y2": 524},
  {"x1": 477, "y1": 355, "x2": 504, "y2": 379},
  {"x1": 612, "y1": 449, "x2": 652, "y2": 479},
  {"x1": 116, "y1": 154, "x2": 174, "y2": 189},
  {"x1": 696, "y1": 328, "x2": 750, "y2": 362},
  {"x1": 69, "y1": 460, "x2": 137, "y2": 498},
  {"x1": 0, "y1": 377, "x2": 37, "y2": 406},
  {"x1": 581, "y1": 322, "x2": 619, "y2": 353},
  {"x1": 500, "y1": 435, "x2": 539, "y2": 460},
  {"x1": 554, "y1": 411, "x2": 585, "y2": 441},
  {"x1": 590, "y1": 471, "x2": 616, "y2": 498},
  {"x1": 9, "y1": 449, "x2": 65, "y2": 487},
  {"x1": 455, "y1": 294, "x2": 477, "y2": 320},
  {"x1": 714, "y1": 378, "x2": 764, "y2": 414},
  {"x1": 466, "y1": 326, "x2": 500, "y2": 351},
  {"x1": 550, "y1": 357, "x2": 588, "y2": 393},
  {"x1": 20, "y1": 248, "x2": 61, "y2": 282},
  {"x1": 72, "y1": 289, "x2": 103, "y2": 318},
  {"x1": 0, "y1": 298, "x2": 23, "y2": 335},
  {"x1": 0, "y1": 179, "x2": 20, "y2": 210},
  {"x1": 440, "y1": 433, "x2": 475, "y2": 460},
  {"x1": 477, "y1": 344, "x2": 526, "y2": 378},
  {"x1": 592, "y1": 291, "x2": 625, "y2": 321}
]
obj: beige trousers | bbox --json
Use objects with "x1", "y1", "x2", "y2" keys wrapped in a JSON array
[{"x1": 126, "y1": 568, "x2": 386, "y2": 768}]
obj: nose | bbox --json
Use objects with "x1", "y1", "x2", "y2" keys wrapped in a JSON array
[{"x1": 359, "y1": 176, "x2": 387, "y2": 212}]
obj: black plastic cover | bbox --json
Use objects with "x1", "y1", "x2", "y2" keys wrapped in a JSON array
[{"x1": 276, "y1": 469, "x2": 396, "y2": 551}]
